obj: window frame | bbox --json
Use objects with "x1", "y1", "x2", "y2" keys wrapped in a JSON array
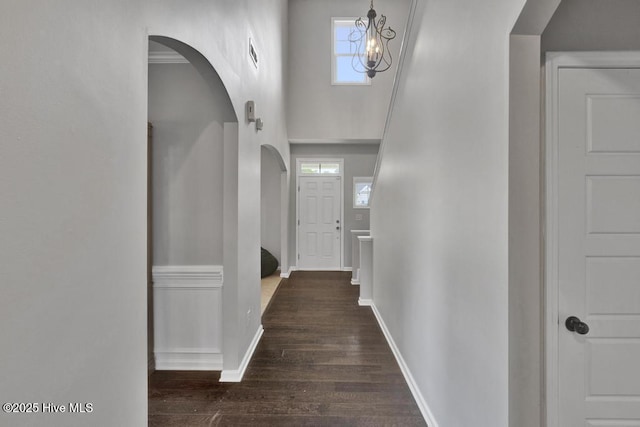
[
  {"x1": 353, "y1": 176, "x2": 373, "y2": 209},
  {"x1": 297, "y1": 159, "x2": 344, "y2": 177},
  {"x1": 331, "y1": 18, "x2": 371, "y2": 86}
]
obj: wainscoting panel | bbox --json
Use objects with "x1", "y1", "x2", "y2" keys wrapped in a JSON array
[
  {"x1": 351, "y1": 230, "x2": 370, "y2": 285},
  {"x1": 357, "y1": 236, "x2": 373, "y2": 306},
  {"x1": 153, "y1": 265, "x2": 223, "y2": 370}
]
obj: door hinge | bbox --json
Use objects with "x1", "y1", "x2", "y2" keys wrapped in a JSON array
[
  {"x1": 298, "y1": 186, "x2": 300, "y2": 192},
  {"x1": 298, "y1": 254, "x2": 300, "y2": 260},
  {"x1": 297, "y1": 219, "x2": 300, "y2": 226}
]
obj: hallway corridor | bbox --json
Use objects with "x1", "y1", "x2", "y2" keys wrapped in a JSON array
[{"x1": 148, "y1": 271, "x2": 425, "y2": 426}]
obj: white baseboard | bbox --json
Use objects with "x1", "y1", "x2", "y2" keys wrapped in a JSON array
[
  {"x1": 358, "y1": 298, "x2": 373, "y2": 306},
  {"x1": 351, "y1": 279, "x2": 360, "y2": 285},
  {"x1": 220, "y1": 325, "x2": 264, "y2": 382},
  {"x1": 280, "y1": 266, "x2": 296, "y2": 279},
  {"x1": 370, "y1": 304, "x2": 439, "y2": 427},
  {"x1": 155, "y1": 349, "x2": 223, "y2": 371},
  {"x1": 342, "y1": 267, "x2": 353, "y2": 272}
]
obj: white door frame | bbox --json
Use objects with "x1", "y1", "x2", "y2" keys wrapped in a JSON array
[
  {"x1": 544, "y1": 51, "x2": 640, "y2": 427},
  {"x1": 295, "y1": 158, "x2": 344, "y2": 270}
]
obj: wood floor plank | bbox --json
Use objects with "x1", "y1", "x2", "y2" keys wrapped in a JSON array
[{"x1": 149, "y1": 271, "x2": 426, "y2": 426}]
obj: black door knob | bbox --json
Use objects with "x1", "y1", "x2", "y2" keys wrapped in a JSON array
[{"x1": 565, "y1": 316, "x2": 589, "y2": 335}]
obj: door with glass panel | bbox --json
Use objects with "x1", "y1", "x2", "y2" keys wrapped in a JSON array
[{"x1": 297, "y1": 160, "x2": 342, "y2": 270}]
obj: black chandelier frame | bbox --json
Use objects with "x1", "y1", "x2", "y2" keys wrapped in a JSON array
[{"x1": 348, "y1": 1, "x2": 397, "y2": 79}]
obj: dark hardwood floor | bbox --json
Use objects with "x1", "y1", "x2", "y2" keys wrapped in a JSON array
[{"x1": 149, "y1": 271, "x2": 426, "y2": 426}]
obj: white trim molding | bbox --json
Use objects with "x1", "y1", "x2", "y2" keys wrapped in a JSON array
[
  {"x1": 544, "y1": 51, "x2": 640, "y2": 427},
  {"x1": 350, "y1": 230, "x2": 370, "y2": 285},
  {"x1": 148, "y1": 51, "x2": 189, "y2": 64},
  {"x1": 280, "y1": 266, "x2": 296, "y2": 279},
  {"x1": 370, "y1": 304, "x2": 439, "y2": 427},
  {"x1": 153, "y1": 265, "x2": 224, "y2": 371},
  {"x1": 220, "y1": 325, "x2": 264, "y2": 382},
  {"x1": 154, "y1": 349, "x2": 223, "y2": 371},
  {"x1": 289, "y1": 138, "x2": 381, "y2": 145},
  {"x1": 152, "y1": 265, "x2": 223, "y2": 288},
  {"x1": 357, "y1": 236, "x2": 373, "y2": 303},
  {"x1": 545, "y1": 51, "x2": 562, "y2": 427}
]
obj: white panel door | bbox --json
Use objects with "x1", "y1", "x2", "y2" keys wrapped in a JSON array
[
  {"x1": 558, "y1": 67, "x2": 640, "y2": 426},
  {"x1": 298, "y1": 176, "x2": 341, "y2": 269}
]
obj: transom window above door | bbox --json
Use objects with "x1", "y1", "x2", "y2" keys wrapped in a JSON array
[{"x1": 299, "y1": 161, "x2": 342, "y2": 175}]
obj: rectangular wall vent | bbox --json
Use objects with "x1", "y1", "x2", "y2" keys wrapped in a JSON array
[{"x1": 249, "y1": 38, "x2": 258, "y2": 69}]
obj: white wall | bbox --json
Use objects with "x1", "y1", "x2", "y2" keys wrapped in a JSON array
[
  {"x1": 261, "y1": 146, "x2": 283, "y2": 263},
  {"x1": 287, "y1": 0, "x2": 410, "y2": 141},
  {"x1": 149, "y1": 59, "x2": 235, "y2": 266},
  {"x1": 147, "y1": 1, "x2": 290, "y2": 375},
  {"x1": 0, "y1": 1, "x2": 288, "y2": 425},
  {"x1": 289, "y1": 144, "x2": 378, "y2": 269},
  {"x1": 542, "y1": 0, "x2": 640, "y2": 51},
  {"x1": 370, "y1": 0, "x2": 526, "y2": 425}
]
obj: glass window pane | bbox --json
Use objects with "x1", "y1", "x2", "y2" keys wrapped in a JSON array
[
  {"x1": 320, "y1": 163, "x2": 340, "y2": 174},
  {"x1": 300, "y1": 163, "x2": 320, "y2": 174},
  {"x1": 335, "y1": 25, "x2": 353, "y2": 41},
  {"x1": 347, "y1": 29, "x2": 365, "y2": 50},
  {"x1": 336, "y1": 56, "x2": 366, "y2": 84},
  {"x1": 351, "y1": 38, "x2": 365, "y2": 55},
  {"x1": 355, "y1": 181, "x2": 372, "y2": 207},
  {"x1": 335, "y1": 40, "x2": 352, "y2": 55},
  {"x1": 349, "y1": 53, "x2": 367, "y2": 72}
]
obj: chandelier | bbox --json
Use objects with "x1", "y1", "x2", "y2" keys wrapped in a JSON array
[{"x1": 349, "y1": 0, "x2": 397, "y2": 79}]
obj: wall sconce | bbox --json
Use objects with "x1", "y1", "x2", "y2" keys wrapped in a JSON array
[{"x1": 246, "y1": 101, "x2": 263, "y2": 131}]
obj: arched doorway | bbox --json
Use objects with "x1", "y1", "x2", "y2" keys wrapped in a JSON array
[
  {"x1": 260, "y1": 144, "x2": 287, "y2": 313},
  {"x1": 147, "y1": 36, "x2": 238, "y2": 374}
]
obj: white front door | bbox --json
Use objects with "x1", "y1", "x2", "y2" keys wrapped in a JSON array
[
  {"x1": 298, "y1": 176, "x2": 341, "y2": 270},
  {"x1": 556, "y1": 65, "x2": 640, "y2": 425}
]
